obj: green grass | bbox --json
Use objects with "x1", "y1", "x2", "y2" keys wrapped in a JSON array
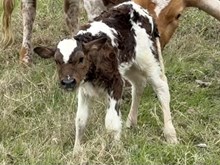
[{"x1": 0, "y1": 1, "x2": 220, "y2": 164}]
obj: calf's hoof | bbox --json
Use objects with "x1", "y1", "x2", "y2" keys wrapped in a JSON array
[
  {"x1": 73, "y1": 145, "x2": 83, "y2": 155},
  {"x1": 165, "y1": 133, "x2": 178, "y2": 144},
  {"x1": 126, "y1": 117, "x2": 137, "y2": 128},
  {"x1": 164, "y1": 126, "x2": 178, "y2": 144}
]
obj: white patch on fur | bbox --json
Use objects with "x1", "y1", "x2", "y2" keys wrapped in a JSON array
[
  {"x1": 77, "y1": 21, "x2": 118, "y2": 47},
  {"x1": 105, "y1": 98, "x2": 122, "y2": 140},
  {"x1": 130, "y1": 18, "x2": 161, "y2": 74},
  {"x1": 152, "y1": 0, "x2": 171, "y2": 16},
  {"x1": 57, "y1": 39, "x2": 77, "y2": 63},
  {"x1": 83, "y1": 0, "x2": 107, "y2": 21}
]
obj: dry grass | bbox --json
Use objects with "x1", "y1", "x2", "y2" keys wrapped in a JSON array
[{"x1": 0, "y1": 1, "x2": 220, "y2": 164}]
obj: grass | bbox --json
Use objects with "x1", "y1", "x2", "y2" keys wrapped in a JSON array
[{"x1": 0, "y1": 0, "x2": 220, "y2": 164}]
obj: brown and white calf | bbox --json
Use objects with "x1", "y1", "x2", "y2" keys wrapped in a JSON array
[{"x1": 34, "y1": 2, "x2": 177, "y2": 151}]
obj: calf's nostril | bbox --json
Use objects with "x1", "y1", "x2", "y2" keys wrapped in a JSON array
[
  {"x1": 60, "y1": 79, "x2": 76, "y2": 89},
  {"x1": 62, "y1": 79, "x2": 74, "y2": 85},
  {"x1": 61, "y1": 80, "x2": 66, "y2": 86}
]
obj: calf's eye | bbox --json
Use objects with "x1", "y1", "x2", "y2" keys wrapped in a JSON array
[{"x1": 79, "y1": 57, "x2": 84, "y2": 64}]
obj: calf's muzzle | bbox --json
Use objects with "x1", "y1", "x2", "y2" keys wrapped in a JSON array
[{"x1": 60, "y1": 78, "x2": 76, "y2": 90}]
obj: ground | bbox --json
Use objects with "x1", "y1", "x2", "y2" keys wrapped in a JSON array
[{"x1": 0, "y1": 0, "x2": 220, "y2": 164}]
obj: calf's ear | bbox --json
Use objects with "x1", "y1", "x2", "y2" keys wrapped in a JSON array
[
  {"x1": 34, "y1": 46, "x2": 56, "y2": 59},
  {"x1": 82, "y1": 37, "x2": 107, "y2": 52}
]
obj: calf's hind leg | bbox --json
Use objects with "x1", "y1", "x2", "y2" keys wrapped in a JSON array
[
  {"x1": 149, "y1": 71, "x2": 178, "y2": 144},
  {"x1": 124, "y1": 67, "x2": 146, "y2": 128}
]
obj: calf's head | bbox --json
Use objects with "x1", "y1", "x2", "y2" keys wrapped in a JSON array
[{"x1": 34, "y1": 37, "x2": 109, "y2": 90}]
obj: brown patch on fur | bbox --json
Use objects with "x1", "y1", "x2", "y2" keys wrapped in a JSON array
[
  {"x1": 94, "y1": 5, "x2": 136, "y2": 63},
  {"x1": 84, "y1": 40, "x2": 124, "y2": 99}
]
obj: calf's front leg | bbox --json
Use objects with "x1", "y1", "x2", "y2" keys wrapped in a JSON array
[
  {"x1": 105, "y1": 77, "x2": 123, "y2": 140},
  {"x1": 74, "y1": 87, "x2": 91, "y2": 153},
  {"x1": 105, "y1": 97, "x2": 122, "y2": 140}
]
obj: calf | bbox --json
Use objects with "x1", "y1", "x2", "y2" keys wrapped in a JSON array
[{"x1": 34, "y1": 2, "x2": 178, "y2": 151}]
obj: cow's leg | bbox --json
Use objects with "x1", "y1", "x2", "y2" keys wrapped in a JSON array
[
  {"x1": 20, "y1": 0, "x2": 36, "y2": 64},
  {"x1": 148, "y1": 71, "x2": 178, "y2": 144},
  {"x1": 74, "y1": 87, "x2": 91, "y2": 153},
  {"x1": 64, "y1": 0, "x2": 80, "y2": 35},
  {"x1": 105, "y1": 77, "x2": 123, "y2": 140},
  {"x1": 83, "y1": 0, "x2": 107, "y2": 21}
]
